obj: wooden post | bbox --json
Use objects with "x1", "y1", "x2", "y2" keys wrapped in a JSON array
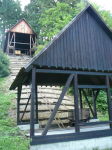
[
  {"x1": 17, "y1": 84, "x2": 22, "y2": 125},
  {"x1": 92, "y1": 89, "x2": 97, "y2": 118},
  {"x1": 74, "y1": 74, "x2": 80, "y2": 132},
  {"x1": 35, "y1": 85, "x2": 38, "y2": 124},
  {"x1": 79, "y1": 89, "x2": 83, "y2": 120},
  {"x1": 30, "y1": 66, "x2": 36, "y2": 138},
  {"x1": 106, "y1": 75, "x2": 112, "y2": 128},
  {"x1": 13, "y1": 33, "x2": 15, "y2": 56},
  {"x1": 42, "y1": 74, "x2": 74, "y2": 135},
  {"x1": 82, "y1": 89, "x2": 94, "y2": 117},
  {"x1": 30, "y1": 35, "x2": 31, "y2": 57}
]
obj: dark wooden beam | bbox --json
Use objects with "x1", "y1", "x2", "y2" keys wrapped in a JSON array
[
  {"x1": 13, "y1": 33, "x2": 15, "y2": 56},
  {"x1": 30, "y1": 67, "x2": 36, "y2": 138},
  {"x1": 35, "y1": 85, "x2": 38, "y2": 124},
  {"x1": 20, "y1": 94, "x2": 31, "y2": 122},
  {"x1": 82, "y1": 89, "x2": 94, "y2": 116},
  {"x1": 17, "y1": 84, "x2": 22, "y2": 125},
  {"x1": 92, "y1": 90, "x2": 100, "y2": 118},
  {"x1": 79, "y1": 121, "x2": 112, "y2": 126},
  {"x1": 31, "y1": 129, "x2": 112, "y2": 145},
  {"x1": 10, "y1": 33, "x2": 14, "y2": 45},
  {"x1": 74, "y1": 74, "x2": 80, "y2": 132},
  {"x1": 106, "y1": 75, "x2": 112, "y2": 128},
  {"x1": 30, "y1": 35, "x2": 31, "y2": 57},
  {"x1": 35, "y1": 69, "x2": 112, "y2": 76},
  {"x1": 79, "y1": 89, "x2": 83, "y2": 120},
  {"x1": 92, "y1": 89, "x2": 97, "y2": 118},
  {"x1": 78, "y1": 85, "x2": 107, "y2": 89},
  {"x1": 42, "y1": 74, "x2": 74, "y2": 136}
]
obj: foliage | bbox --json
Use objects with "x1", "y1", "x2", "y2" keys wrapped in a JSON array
[
  {"x1": 0, "y1": 0, "x2": 22, "y2": 50},
  {"x1": 39, "y1": 1, "x2": 73, "y2": 42},
  {"x1": 97, "y1": 113, "x2": 109, "y2": 121},
  {"x1": 0, "y1": 77, "x2": 30, "y2": 150},
  {"x1": 0, "y1": 50, "x2": 10, "y2": 77},
  {"x1": 24, "y1": 0, "x2": 43, "y2": 45},
  {"x1": 91, "y1": 2, "x2": 112, "y2": 29},
  {"x1": 96, "y1": 90, "x2": 108, "y2": 114},
  {"x1": 75, "y1": 1, "x2": 112, "y2": 29},
  {"x1": 34, "y1": 45, "x2": 45, "y2": 55},
  {"x1": 66, "y1": 87, "x2": 110, "y2": 115}
]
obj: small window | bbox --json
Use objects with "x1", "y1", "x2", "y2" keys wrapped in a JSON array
[{"x1": 21, "y1": 24, "x2": 25, "y2": 28}]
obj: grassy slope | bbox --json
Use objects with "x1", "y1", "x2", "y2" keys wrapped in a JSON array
[{"x1": 0, "y1": 77, "x2": 30, "y2": 150}]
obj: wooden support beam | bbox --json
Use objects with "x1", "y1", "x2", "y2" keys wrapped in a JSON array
[
  {"x1": 79, "y1": 89, "x2": 83, "y2": 120},
  {"x1": 20, "y1": 94, "x2": 31, "y2": 122},
  {"x1": 82, "y1": 89, "x2": 94, "y2": 116},
  {"x1": 42, "y1": 74, "x2": 74, "y2": 136},
  {"x1": 92, "y1": 90, "x2": 100, "y2": 118},
  {"x1": 78, "y1": 85, "x2": 107, "y2": 89},
  {"x1": 92, "y1": 90, "x2": 96, "y2": 118},
  {"x1": 30, "y1": 67, "x2": 36, "y2": 137},
  {"x1": 106, "y1": 75, "x2": 112, "y2": 128},
  {"x1": 79, "y1": 121, "x2": 112, "y2": 126},
  {"x1": 10, "y1": 33, "x2": 14, "y2": 45},
  {"x1": 17, "y1": 84, "x2": 22, "y2": 125},
  {"x1": 13, "y1": 33, "x2": 15, "y2": 56},
  {"x1": 74, "y1": 74, "x2": 80, "y2": 132},
  {"x1": 30, "y1": 35, "x2": 31, "y2": 57},
  {"x1": 35, "y1": 85, "x2": 38, "y2": 124},
  {"x1": 35, "y1": 69, "x2": 112, "y2": 76},
  {"x1": 32, "y1": 35, "x2": 34, "y2": 46}
]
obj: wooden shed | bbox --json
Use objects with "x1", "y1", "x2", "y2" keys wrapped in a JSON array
[
  {"x1": 10, "y1": 4, "x2": 112, "y2": 145},
  {"x1": 4, "y1": 18, "x2": 37, "y2": 57}
]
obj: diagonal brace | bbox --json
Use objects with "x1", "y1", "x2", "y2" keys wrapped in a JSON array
[
  {"x1": 92, "y1": 89, "x2": 100, "y2": 118},
  {"x1": 42, "y1": 74, "x2": 74, "y2": 135},
  {"x1": 20, "y1": 94, "x2": 31, "y2": 122},
  {"x1": 82, "y1": 89, "x2": 94, "y2": 116}
]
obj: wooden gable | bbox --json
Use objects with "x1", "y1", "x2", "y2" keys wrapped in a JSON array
[
  {"x1": 31, "y1": 5, "x2": 112, "y2": 72},
  {"x1": 9, "y1": 19, "x2": 34, "y2": 34}
]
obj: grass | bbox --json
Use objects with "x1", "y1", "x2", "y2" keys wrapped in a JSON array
[
  {"x1": 97, "y1": 113, "x2": 109, "y2": 121},
  {"x1": 0, "y1": 77, "x2": 30, "y2": 150}
]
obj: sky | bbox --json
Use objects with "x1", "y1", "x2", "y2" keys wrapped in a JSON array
[
  {"x1": 19, "y1": 0, "x2": 112, "y2": 13},
  {"x1": 91, "y1": 0, "x2": 112, "y2": 13}
]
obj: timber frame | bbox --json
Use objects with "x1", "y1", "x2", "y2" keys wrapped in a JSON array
[
  {"x1": 4, "y1": 19, "x2": 37, "y2": 57},
  {"x1": 9, "y1": 4, "x2": 112, "y2": 146},
  {"x1": 17, "y1": 68, "x2": 112, "y2": 145}
]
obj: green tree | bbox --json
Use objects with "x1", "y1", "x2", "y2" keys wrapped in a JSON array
[
  {"x1": 74, "y1": 1, "x2": 112, "y2": 29},
  {"x1": 0, "y1": 0, "x2": 22, "y2": 51},
  {"x1": 39, "y1": 1, "x2": 73, "y2": 42},
  {"x1": 0, "y1": 49, "x2": 10, "y2": 77},
  {"x1": 24, "y1": 0, "x2": 44, "y2": 45}
]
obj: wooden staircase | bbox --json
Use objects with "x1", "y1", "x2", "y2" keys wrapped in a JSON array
[{"x1": 9, "y1": 56, "x2": 74, "y2": 128}]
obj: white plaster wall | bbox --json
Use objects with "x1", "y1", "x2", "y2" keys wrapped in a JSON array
[{"x1": 30, "y1": 136, "x2": 112, "y2": 150}]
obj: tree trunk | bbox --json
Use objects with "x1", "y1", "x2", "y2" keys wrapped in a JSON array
[{"x1": 1, "y1": 26, "x2": 5, "y2": 52}]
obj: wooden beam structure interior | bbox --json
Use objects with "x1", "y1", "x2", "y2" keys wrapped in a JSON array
[
  {"x1": 23, "y1": 70, "x2": 112, "y2": 145},
  {"x1": 4, "y1": 19, "x2": 37, "y2": 57}
]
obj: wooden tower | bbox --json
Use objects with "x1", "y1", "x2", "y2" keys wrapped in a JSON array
[{"x1": 4, "y1": 18, "x2": 37, "y2": 57}]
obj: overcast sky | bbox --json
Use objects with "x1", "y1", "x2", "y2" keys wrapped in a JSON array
[{"x1": 19, "y1": 0, "x2": 112, "y2": 13}]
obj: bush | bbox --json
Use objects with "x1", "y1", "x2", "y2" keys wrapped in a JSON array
[{"x1": 0, "y1": 50, "x2": 10, "y2": 77}]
